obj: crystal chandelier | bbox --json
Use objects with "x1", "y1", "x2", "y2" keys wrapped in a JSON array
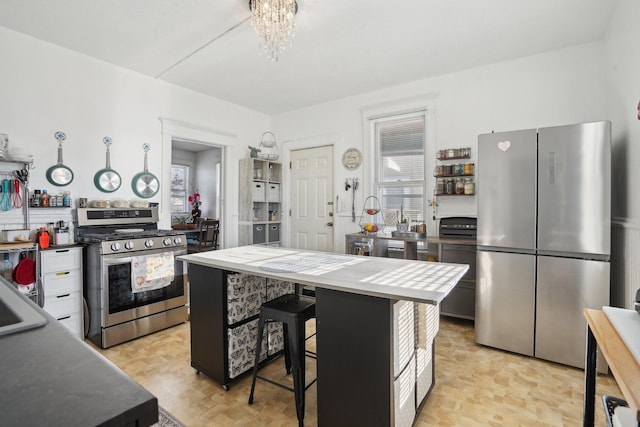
[{"x1": 249, "y1": 0, "x2": 298, "y2": 61}]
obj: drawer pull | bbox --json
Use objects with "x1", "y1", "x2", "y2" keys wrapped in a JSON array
[
  {"x1": 55, "y1": 249, "x2": 70, "y2": 253},
  {"x1": 55, "y1": 272, "x2": 71, "y2": 276},
  {"x1": 57, "y1": 315, "x2": 71, "y2": 321},
  {"x1": 56, "y1": 293, "x2": 71, "y2": 299}
]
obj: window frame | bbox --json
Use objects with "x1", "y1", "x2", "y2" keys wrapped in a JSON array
[
  {"x1": 372, "y1": 111, "x2": 428, "y2": 223},
  {"x1": 170, "y1": 164, "x2": 190, "y2": 215}
]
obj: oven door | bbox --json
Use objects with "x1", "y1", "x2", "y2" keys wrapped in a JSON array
[{"x1": 100, "y1": 247, "x2": 187, "y2": 328}]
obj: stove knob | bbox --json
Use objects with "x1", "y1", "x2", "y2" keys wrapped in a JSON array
[
  {"x1": 110, "y1": 242, "x2": 121, "y2": 252},
  {"x1": 145, "y1": 239, "x2": 154, "y2": 248},
  {"x1": 124, "y1": 241, "x2": 134, "y2": 250},
  {"x1": 173, "y1": 236, "x2": 182, "y2": 245},
  {"x1": 163, "y1": 238, "x2": 173, "y2": 246}
]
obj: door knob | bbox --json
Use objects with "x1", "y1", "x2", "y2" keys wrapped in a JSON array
[{"x1": 326, "y1": 222, "x2": 333, "y2": 226}]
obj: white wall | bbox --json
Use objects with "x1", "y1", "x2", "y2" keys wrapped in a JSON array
[
  {"x1": 0, "y1": 19, "x2": 626, "y2": 255},
  {"x1": 0, "y1": 26, "x2": 269, "y2": 246},
  {"x1": 274, "y1": 42, "x2": 606, "y2": 252},
  {"x1": 603, "y1": 0, "x2": 640, "y2": 308},
  {"x1": 604, "y1": 0, "x2": 640, "y2": 223},
  {"x1": 195, "y1": 148, "x2": 222, "y2": 219}
]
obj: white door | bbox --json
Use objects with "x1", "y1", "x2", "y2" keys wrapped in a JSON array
[{"x1": 290, "y1": 146, "x2": 334, "y2": 251}]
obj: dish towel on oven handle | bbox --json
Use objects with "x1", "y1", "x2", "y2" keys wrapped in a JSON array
[{"x1": 131, "y1": 252, "x2": 175, "y2": 293}]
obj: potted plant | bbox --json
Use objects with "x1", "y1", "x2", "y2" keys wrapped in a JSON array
[{"x1": 397, "y1": 206, "x2": 409, "y2": 232}]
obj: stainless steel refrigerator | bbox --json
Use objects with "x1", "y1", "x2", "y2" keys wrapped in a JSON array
[{"x1": 475, "y1": 121, "x2": 611, "y2": 370}]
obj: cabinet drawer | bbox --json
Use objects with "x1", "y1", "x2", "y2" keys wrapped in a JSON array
[
  {"x1": 268, "y1": 224, "x2": 280, "y2": 242},
  {"x1": 416, "y1": 346, "x2": 433, "y2": 406},
  {"x1": 43, "y1": 270, "x2": 82, "y2": 297},
  {"x1": 44, "y1": 291, "x2": 81, "y2": 318},
  {"x1": 252, "y1": 182, "x2": 266, "y2": 202},
  {"x1": 253, "y1": 224, "x2": 266, "y2": 244},
  {"x1": 41, "y1": 248, "x2": 82, "y2": 273},
  {"x1": 266, "y1": 183, "x2": 280, "y2": 202},
  {"x1": 393, "y1": 300, "x2": 415, "y2": 377},
  {"x1": 56, "y1": 312, "x2": 83, "y2": 339},
  {"x1": 227, "y1": 273, "x2": 265, "y2": 324},
  {"x1": 228, "y1": 319, "x2": 268, "y2": 379},
  {"x1": 394, "y1": 355, "x2": 416, "y2": 427}
]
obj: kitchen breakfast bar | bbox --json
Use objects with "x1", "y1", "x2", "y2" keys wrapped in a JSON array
[{"x1": 179, "y1": 246, "x2": 468, "y2": 426}]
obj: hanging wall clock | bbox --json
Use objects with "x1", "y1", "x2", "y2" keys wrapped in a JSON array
[{"x1": 342, "y1": 147, "x2": 362, "y2": 170}]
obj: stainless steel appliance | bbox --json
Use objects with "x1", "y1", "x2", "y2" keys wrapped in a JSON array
[
  {"x1": 439, "y1": 217, "x2": 477, "y2": 320},
  {"x1": 476, "y1": 121, "x2": 611, "y2": 369},
  {"x1": 76, "y1": 207, "x2": 188, "y2": 348}
]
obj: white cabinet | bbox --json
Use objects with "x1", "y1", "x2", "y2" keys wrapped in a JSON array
[
  {"x1": 41, "y1": 247, "x2": 83, "y2": 339},
  {"x1": 239, "y1": 158, "x2": 282, "y2": 246}
]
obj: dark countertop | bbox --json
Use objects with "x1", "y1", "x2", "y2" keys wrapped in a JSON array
[{"x1": 0, "y1": 282, "x2": 158, "y2": 427}]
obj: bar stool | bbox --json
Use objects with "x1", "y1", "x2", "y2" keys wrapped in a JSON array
[{"x1": 248, "y1": 294, "x2": 316, "y2": 427}]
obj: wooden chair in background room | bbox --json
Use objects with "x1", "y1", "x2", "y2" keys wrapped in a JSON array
[{"x1": 187, "y1": 218, "x2": 219, "y2": 253}]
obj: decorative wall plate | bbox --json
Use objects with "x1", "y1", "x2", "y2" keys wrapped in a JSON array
[{"x1": 342, "y1": 147, "x2": 362, "y2": 170}]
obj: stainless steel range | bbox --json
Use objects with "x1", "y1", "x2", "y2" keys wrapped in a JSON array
[{"x1": 76, "y1": 207, "x2": 188, "y2": 348}]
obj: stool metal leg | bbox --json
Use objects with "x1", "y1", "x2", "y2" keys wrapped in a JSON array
[
  {"x1": 283, "y1": 323, "x2": 292, "y2": 375},
  {"x1": 248, "y1": 314, "x2": 267, "y2": 405},
  {"x1": 288, "y1": 316, "x2": 306, "y2": 426}
]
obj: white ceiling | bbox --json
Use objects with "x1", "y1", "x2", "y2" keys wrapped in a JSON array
[{"x1": 0, "y1": 0, "x2": 616, "y2": 115}]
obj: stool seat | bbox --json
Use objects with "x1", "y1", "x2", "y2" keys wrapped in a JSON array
[
  {"x1": 248, "y1": 294, "x2": 316, "y2": 427},
  {"x1": 260, "y1": 293, "x2": 316, "y2": 321}
]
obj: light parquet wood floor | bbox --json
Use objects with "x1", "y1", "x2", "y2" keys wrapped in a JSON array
[{"x1": 95, "y1": 317, "x2": 620, "y2": 426}]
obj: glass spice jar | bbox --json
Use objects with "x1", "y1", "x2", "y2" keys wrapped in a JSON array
[
  {"x1": 464, "y1": 178, "x2": 475, "y2": 195},
  {"x1": 445, "y1": 179, "x2": 454, "y2": 195},
  {"x1": 455, "y1": 178, "x2": 465, "y2": 194}
]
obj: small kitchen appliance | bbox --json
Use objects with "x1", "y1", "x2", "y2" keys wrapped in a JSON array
[{"x1": 75, "y1": 206, "x2": 188, "y2": 348}]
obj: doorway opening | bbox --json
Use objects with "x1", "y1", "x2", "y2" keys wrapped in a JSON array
[{"x1": 171, "y1": 138, "x2": 223, "y2": 242}]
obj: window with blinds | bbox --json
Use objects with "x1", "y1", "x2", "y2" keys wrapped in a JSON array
[{"x1": 374, "y1": 113, "x2": 426, "y2": 221}]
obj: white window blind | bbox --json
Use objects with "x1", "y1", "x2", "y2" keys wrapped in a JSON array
[{"x1": 374, "y1": 114, "x2": 426, "y2": 221}]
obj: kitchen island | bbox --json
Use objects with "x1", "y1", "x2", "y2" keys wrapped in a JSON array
[{"x1": 179, "y1": 246, "x2": 468, "y2": 427}]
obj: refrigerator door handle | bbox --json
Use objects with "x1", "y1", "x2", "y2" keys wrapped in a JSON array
[{"x1": 546, "y1": 151, "x2": 556, "y2": 185}]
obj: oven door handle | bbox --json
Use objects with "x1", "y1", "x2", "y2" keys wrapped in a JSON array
[
  {"x1": 103, "y1": 257, "x2": 135, "y2": 266},
  {"x1": 102, "y1": 248, "x2": 186, "y2": 265}
]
